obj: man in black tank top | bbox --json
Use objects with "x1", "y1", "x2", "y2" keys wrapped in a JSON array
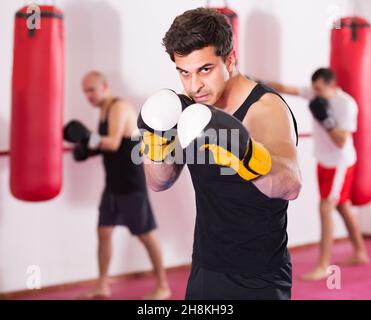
[
  {"x1": 143, "y1": 8, "x2": 302, "y2": 299},
  {"x1": 77, "y1": 71, "x2": 171, "y2": 300}
]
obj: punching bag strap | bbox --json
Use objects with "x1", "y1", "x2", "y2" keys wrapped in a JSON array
[{"x1": 339, "y1": 19, "x2": 370, "y2": 41}]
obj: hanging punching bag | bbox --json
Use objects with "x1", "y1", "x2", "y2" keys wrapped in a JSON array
[
  {"x1": 330, "y1": 17, "x2": 371, "y2": 205},
  {"x1": 208, "y1": 3, "x2": 239, "y2": 61},
  {"x1": 10, "y1": 5, "x2": 64, "y2": 201}
]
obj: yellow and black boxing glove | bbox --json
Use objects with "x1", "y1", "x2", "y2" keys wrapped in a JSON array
[
  {"x1": 177, "y1": 103, "x2": 272, "y2": 181},
  {"x1": 139, "y1": 131, "x2": 175, "y2": 162},
  {"x1": 137, "y1": 89, "x2": 193, "y2": 162}
]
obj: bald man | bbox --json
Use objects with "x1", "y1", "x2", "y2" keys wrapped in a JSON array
[{"x1": 79, "y1": 71, "x2": 171, "y2": 300}]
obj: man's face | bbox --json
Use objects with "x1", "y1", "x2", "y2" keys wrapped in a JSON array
[
  {"x1": 312, "y1": 78, "x2": 336, "y2": 100},
  {"x1": 81, "y1": 75, "x2": 107, "y2": 107},
  {"x1": 174, "y1": 46, "x2": 233, "y2": 105}
]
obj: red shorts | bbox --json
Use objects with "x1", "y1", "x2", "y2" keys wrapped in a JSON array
[{"x1": 317, "y1": 163, "x2": 355, "y2": 204}]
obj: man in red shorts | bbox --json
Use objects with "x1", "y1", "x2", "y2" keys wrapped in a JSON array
[{"x1": 268, "y1": 68, "x2": 369, "y2": 280}]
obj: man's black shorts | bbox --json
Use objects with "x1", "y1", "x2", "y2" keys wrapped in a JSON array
[{"x1": 98, "y1": 189, "x2": 157, "y2": 235}]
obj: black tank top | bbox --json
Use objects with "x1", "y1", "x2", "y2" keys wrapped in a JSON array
[
  {"x1": 98, "y1": 98, "x2": 147, "y2": 194},
  {"x1": 187, "y1": 83, "x2": 298, "y2": 274}
]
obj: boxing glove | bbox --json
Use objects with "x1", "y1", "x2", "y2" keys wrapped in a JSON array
[
  {"x1": 177, "y1": 103, "x2": 272, "y2": 181},
  {"x1": 63, "y1": 120, "x2": 101, "y2": 149},
  {"x1": 72, "y1": 143, "x2": 101, "y2": 162},
  {"x1": 309, "y1": 97, "x2": 336, "y2": 130},
  {"x1": 137, "y1": 89, "x2": 193, "y2": 162}
]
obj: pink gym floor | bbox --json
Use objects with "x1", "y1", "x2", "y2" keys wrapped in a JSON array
[{"x1": 15, "y1": 239, "x2": 371, "y2": 300}]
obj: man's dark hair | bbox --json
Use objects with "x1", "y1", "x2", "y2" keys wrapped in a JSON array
[
  {"x1": 162, "y1": 7, "x2": 233, "y2": 62},
  {"x1": 311, "y1": 68, "x2": 336, "y2": 84}
]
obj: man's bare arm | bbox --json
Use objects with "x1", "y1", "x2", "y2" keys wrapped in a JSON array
[
  {"x1": 245, "y1": 94, "x2": 302, "y2": 200},
  {"x1": 143, "y1": 160, "x2": 185, "y2": 192},
  {"x1": 142, "y1": 134, "x2": 186, "y2": 191},
  {"x1": 99, "y1": 101, "x2": 129, "y2": 151},
  {"x1": 266, "y1": 81, "x2": 301, "y2": 96}
]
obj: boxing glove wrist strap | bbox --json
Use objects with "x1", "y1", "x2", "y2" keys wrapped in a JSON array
[
  {"x1": 140, "y1": 131, "x2": 176, "y2": 162},
  {"x1": 88, "y1": 133, "x2": 102, "y2": 150}
]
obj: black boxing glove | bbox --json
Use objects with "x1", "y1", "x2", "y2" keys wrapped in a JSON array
[
  {"x1": 177, "y1": 103, "x2": 272, "y2": 181},
  {"x1": 63, "y1": 120, "x2": 101, "y2": 149},
  {"x1": 309, "y1": 97, "x2": 336, "y2": 130},
  {"x1": 73, "y1": 143, "x2": 101, "y2": 162}
]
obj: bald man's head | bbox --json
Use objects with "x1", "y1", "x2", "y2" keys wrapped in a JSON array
[{"x1": 82, "y1": 71, "x2": 110, "y2": 107}]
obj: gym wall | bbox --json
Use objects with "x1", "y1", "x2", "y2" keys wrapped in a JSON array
[{"x1": 0, "y1": 0, "x2": 370, "y2": 293}]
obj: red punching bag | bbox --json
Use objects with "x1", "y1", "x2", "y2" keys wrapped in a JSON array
[
  {"x1": 208, "y1": 2, "x2": 239, "y2": 60},
  {"x1": 330, "y1": 17, "x2": 371, "y2": 205},
  {"x1": 10, "y1": 5, "x2": 64, "y2": 201}
]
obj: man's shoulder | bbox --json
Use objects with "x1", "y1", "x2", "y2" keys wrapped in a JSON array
[
  {"x1": 111, "y1": 98, "x2": 133, "y2": 110},
  {"x1": 108, "y1": 99, "x2": 136, "y2": 121},
  {"x1": 244, "y1": 92, "x2": 292, "y2": 130},
  {"x1": 239, "y1": 80, "x2": 292, "y2": 122},
  {"x1": 336, "y1": 89, "x2": 357, "y2": 108},
  {"x1": 256, "y1": 91, "x2": 290, "y2": 114}
]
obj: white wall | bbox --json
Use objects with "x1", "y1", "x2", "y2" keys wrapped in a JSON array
[{"x1": 1, "y1": 0, "x2": 371, "y2": 293}]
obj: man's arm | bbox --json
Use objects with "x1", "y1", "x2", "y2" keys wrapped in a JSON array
[
  {"x1": 245, "y1": 93, "x2": 302, "y2": 200},
  {"x1": 266, "y1": 81, "x2": 301, "y2": 96},
  {"x1": 327, "y1": 102, "x2": 356, "y2": 149},
  {"x1": 328, "y1": 128, "x2": 350, "y2": 148},
  {"x1": 99, "y1": 101, "x2": 130, "y2": 151},
  {"x1": 143, "y1": 160, "x2": 185, "y2": 192}
]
